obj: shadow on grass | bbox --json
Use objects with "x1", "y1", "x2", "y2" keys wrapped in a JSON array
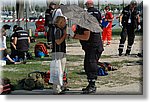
[
  {"x1": 27, "y1": 56, "x2": 52, "y2": 62},
  {"x1": 76, "y1": 71, "x2": 86, "y2": 75}
]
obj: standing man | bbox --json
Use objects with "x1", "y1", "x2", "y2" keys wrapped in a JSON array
[
  {"x1": 73, "y1": 25, "x2": 103, "y2": 94},
  {"x1": 85, "y1": 0, "x2": 102, "y2": 24},
  {"x1": 13, "y1": 27, "x2": 30, "y2": 61},
  {"x1": 102, "y1": 6, "x2": 114, "y2": 46},
  {"x1": 45, "y1": 2, "x2": 56, "y2": 43},
  {"x1": 118, "y1": 0, "x2": 141, "y2": 56},
  {"x1": 73, "y1": 0, "x2": 103, "y2": 94}
]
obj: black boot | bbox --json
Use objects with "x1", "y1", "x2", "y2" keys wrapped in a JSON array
[
  {"x1": 118, "y1": 49, "x2": 123, "y2": 56},
  {"x1": 82, "y1": 80, "x2": 96, "y2": 94},
  {"x1": 125, "y1": 50, "x2": 131, "y2": 56}
]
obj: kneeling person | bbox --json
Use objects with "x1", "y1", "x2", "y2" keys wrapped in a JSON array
[{"x1": 13, "y1": 27, "x2": 30, "y2": 61}]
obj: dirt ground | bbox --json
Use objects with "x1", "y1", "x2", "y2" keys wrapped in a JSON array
[
  {"x1": 9, "y1": 36, "x2": 143, "y2": 95},
  {"x1": 66, "y1": 36, "x2": 143, "y2": 95}
]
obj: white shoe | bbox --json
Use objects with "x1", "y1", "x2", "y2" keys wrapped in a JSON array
[{"x1": 103, "y1": 43, "x2": 107, "y2": 47}]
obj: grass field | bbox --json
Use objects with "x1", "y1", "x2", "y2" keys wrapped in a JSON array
[{"x1": 1, "y1": 29, "x2": 143, "y2": 90}]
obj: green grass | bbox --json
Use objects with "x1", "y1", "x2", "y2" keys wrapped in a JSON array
[
  {"x1": 112, "y1": 28, "x2": 122, "y2": 36},
  {"x1": 111, "y1": 59, "x2": 143, "y2": 68},
  {"x1": 101, "y1": 55, "x2": 111, "y2": 59},
  {"x1": 2, "y1": 29, "x2": 143, "y2": 89},
  {"x1": 2, "y1": 63, "x2": 50, "y2": 89},
  {"x1": 66, "y1": 55, "x2": 84, "y2": 61}
]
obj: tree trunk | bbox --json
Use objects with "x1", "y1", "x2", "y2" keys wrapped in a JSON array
[{"x1": 16, "y1": 0, "x2": 24, "y2": 27}]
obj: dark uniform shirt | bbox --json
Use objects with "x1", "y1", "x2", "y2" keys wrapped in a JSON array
[
  {"x1": 75, "y1": 25, "x2": 103, "y2": 53},
  {"x1": 86, "y1": 7, "x2": 103, "y2": 52},
  {"x1": 45, "y1": 7, "x2": 55, "y2": 26},
  {"x1": 121, "y1": 5, "x2": 139, "y2": 28},
  {"x1": 51, "y1": 26, "x2": 66, "y2": 53},
  {"x1": 87, "y1": 7, "x2": 102, "y2": 24},
  {"x1": 14, "y1": 30, "x2": 29, "y2": 52}
]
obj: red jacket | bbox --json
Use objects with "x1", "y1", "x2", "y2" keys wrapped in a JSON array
[
  {"x1": 35, "y1": 20, "x2": 45, "y2": 32},
  {"x1": 105, "y1": 11, "x2": 113, "y2": 28}
]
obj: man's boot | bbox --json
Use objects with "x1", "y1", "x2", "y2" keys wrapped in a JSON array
[
  {"x1": 125, "y1": 49, "x2": 131, "y2": 56},
  {"x1": 125, "y1": 45, "x2": 132, "y2": 56},
  {"x1": 82, "y1": 80, "x2": 96, "y2": 94},
  {"x1": 118, "y1": 49, "x2": 123, "y2": 56}
]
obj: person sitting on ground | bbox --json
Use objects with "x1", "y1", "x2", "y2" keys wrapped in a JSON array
[
  {"x1": 0, "y1": 25, "x2": 25, "y2": 64},
  {"x1": 0, "y1": 49, "x2": 25, "y2": 64},
  {"x1": 10, "y1": 25, "x2": 18, "y2": 59}
]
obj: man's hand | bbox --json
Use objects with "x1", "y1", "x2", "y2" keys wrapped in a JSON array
[
  {"x1": 138, "y1": 25, "x2": 141, "y2": 30},
  {"x1": 104, "y1": 19, "x2": 108, "y2": 22},
  {"x1": 45, "y1": 26, "x2": 49, "y2": 32},
  {"x1": 119, "y1": 22, "x2": 123, "y2": 28},
  {"x1": 72, "y1": 34, "x2": 77, "y2": 39},
  {"x1": 0, "y1": 85, "x2": 3, "y2": 94}
]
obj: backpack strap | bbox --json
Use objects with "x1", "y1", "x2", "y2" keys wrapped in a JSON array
[
  {"x1": 28, "y1": 71, "x2": 45, "y2": 78},
  {"x1": 52, "y1": 9, "x2": 57, "y2": 24}
]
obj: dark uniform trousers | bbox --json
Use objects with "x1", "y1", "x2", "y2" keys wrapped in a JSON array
[
  {"x1": 17, "y1": 51, "x2": 27, "y2": 61},
  {"x1": 85, "y1": 7, "x2": 102, "y2": 81},
  {"x1": 118, "y1": 5, "x2": 139, "y2": 54},
  {"x1": 84, "y1": 48, "x2": 102, "y2": 81},
  {"x1": 119, "y1": 24, "x2": 135, "y2": 53},
  {"x1": 47, "y1": 24, "x2": 54, "y2": 42}
]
